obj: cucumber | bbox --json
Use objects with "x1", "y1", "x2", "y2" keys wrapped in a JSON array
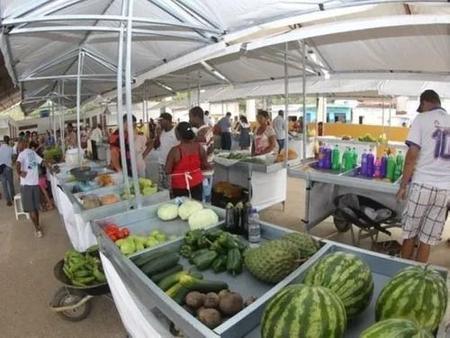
[
  {"x1": 179, "y1": 275, "x2": 228, "y2": 293},
  {"x1": 166, "y1": 282, "x2": 190, "y2": 304},
  {"x1": 141, "y1": 253, "x2": 179, "y2": 277},
  {"x1": 158, "y1": 271, "x2": 188, "y2": 291},
  {"x1": 131, "y1": 249, "x2": 175, "y2": 268},
  {"x1": 151, "y1": 265, "x2": 183, "y2": 284}
]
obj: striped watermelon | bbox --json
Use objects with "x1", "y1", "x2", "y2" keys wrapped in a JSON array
[
  {"x1": 261, "y1": 284, "x2": 346, "y2": 338},
  {"x1": 303, "y1": 252, "x2": 374, "y2": 318},
  {"x1": 376, "y1": 265, "x2": 447, "y2": 332},
  {"x1": 361, "y1": 318, "x2": 434, "y2": 338}
]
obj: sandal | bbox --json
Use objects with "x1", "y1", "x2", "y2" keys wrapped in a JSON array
[{"x1": 35, "y1": 230, "x2": 43, "y2": 238}]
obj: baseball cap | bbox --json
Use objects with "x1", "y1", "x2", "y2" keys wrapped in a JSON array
[
  {"x1": 417, "y1": 89, "x2": 441, "y2": 113},
  {"x1": 159, "y1": 112, "x2": 172, "y2": 122}
]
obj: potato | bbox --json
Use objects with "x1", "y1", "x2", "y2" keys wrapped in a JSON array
[
  {"x1": 197, "y1": 308, "x2": 222, "y2": 329},
  {"x1": 244, "y1": 296, "x2": 257, "y2": 307},
  {"x1": 204, "y1": 292, "x2": 220, "y2": 309},
  {"x1": 219, "y1": 292, "x2": 243, "y2": 316},
  {"x1": 185, "y1": 291, "x2": 205, "y2": 309}
]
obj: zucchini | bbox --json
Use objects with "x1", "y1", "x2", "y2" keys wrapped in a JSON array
[
  {"x1": 141, "y1": 253, "x2": 179, "y2": 277},
  {"x1": 166, "y1": 283, "x2": 190, "y2": 304},
  {"x1": 151, "y1": 264, "x2": 183, "y2": 284},
  {"x1": 131, "y1": 249, "x2": 174, "y2": 268},
  {"x1": 158, "y1": 270, "x2": 203, "y2": 291},
  {"x1": 179, "y1": 275, "x2": 228, "y2": 293}
]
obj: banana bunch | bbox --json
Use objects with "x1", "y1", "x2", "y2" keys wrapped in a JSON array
[{"x1": 63, "y1": 247, "x2": 106, "y2": 287}]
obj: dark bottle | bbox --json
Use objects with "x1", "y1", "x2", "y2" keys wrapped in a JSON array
[
  {"x1": 234, "y1": 202, "x2": 244, "y2": 235},
  {"x1": 225, "y1": 203, "x2": 235, "y2": 232}
]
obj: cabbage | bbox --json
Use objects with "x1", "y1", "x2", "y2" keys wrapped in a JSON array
[
  {"x1": 178, "y1": 200, "x2": 203, "y2": 221},
  {"x1": 188, "y1": 209, "x2": 219, "y2": 230},
  {"x1": 157, "y1": 203, "x2": 179, "y2": 221}
]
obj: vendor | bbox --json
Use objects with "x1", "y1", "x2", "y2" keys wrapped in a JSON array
[
  {"x1": 165, "y1": 122, "x2": 211, "y2": 201},
  {"x1": 396, "y1": 89, "x2": 450, "y2": 263},
  {"x1": 252, "y1": 110, "x2": 279, "y2": 156},
  {"x1": 65, "y1": 123, "x2": 77, "y2": 148}
]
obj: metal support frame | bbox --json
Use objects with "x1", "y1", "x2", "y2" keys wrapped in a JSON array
[
  {"x1": 61, "y1": 81, "x2": 66, "y2": 155},
  {"x1": 124, "y1": 0, "x2": 142, "y2": 209},
  {"x1": 76, "y1": 50, "x2": 85, "y2": 165},
  {"x1": 301, "y1": 40, "x2": 307, "y2": 160},
  {"x1": 116, "y1": 0, "x2": 131, "y2": 198},
  {"x1": 197, "y1": 71, "x2": 201, "y2": 106},
  {"x1": 283, "y1": 42, "x2": 289, "y2": 167}
]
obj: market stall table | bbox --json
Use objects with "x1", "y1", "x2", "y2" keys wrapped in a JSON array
[
  {"x1": 91, "y1": 209, "x2": 449, "y2": 338},
  {"x1": 288, "y1": 159, "x2": 404, "y2": 234}
]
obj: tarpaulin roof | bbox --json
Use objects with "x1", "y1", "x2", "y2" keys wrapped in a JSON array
[{"x1": 1, "y1": 1, "x2": 450, "y2": 113}]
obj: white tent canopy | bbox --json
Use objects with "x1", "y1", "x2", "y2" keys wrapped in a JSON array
[{"x1": 1, "y1": 1, "x2": 450, "y2": 112}]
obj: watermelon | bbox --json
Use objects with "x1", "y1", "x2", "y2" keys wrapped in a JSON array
[
  {"x1": 361, "y1": 318, "x2": 434, "y2": 338},
  {"x1": 261, "y1": 284, "x2": 346, "y2": 338},
  {"x1": 376, "y1": 265, "x2": 447, "y2": 332},
  {"x1": 303, "y1": 252, "x2": 374, "y2": 318}
]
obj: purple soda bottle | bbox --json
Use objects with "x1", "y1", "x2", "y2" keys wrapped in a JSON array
[
  {"x1": 380, "y1": 152, "x2": 388, "y2": 177},
  {"x1": 361, "y1": 149, "x2": 368, "y2": 176},
  {"x1": 318, "y1": 145, "x2": 325, "y2": 169},
  {"x1": 374, "y1": 158, "x2": 381, "y2": 178},
  {"x1": 366, "y1": 149, "x2": 374, "y2": 177}
]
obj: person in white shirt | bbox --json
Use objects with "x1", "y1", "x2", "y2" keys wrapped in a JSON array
[
  {"x1": 204, "y1": 110, "x2": 214, "y2": 127},
  {"x1": 16, "y1": 140, "x2": 44, "y2": 238},
  {"x1": 0, "y1": 135, "x2": 16, "y2": 206},
  {"x1": 89, "y1": 124, "x2": 103, "y2": 160},
  {"x1": 396, "y1": 89, "x2": 450, "y2": 262},
  {"x1": 273, "y1": 110, "x2": 286, "y2": 152},
  {"x1": 154, "y1": 113, "x2": 179, "y2": 189}
]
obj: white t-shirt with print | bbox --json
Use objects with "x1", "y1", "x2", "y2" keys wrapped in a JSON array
[
  {"x1": 17, "y1": 148, "x2": 43, "y2": 186},
  {"x1": 406, "y1": 108, "x2": 450, "y2": 189},
  {"x1": 158, "y1": 128, "x2": 179, "y2": 165}
]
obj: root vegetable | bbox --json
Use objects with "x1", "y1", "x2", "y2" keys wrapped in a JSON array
[
  {"x1": 219, "y1": 292, "x2": 243, "y2": 316},
  {"x1": 197, "y1": 308, "x2": 222, "y2": 329},
  {"x1": 204, "y1": 292, "x2": 220, "y2": 309},
  {"x1": 185, "y1": 291, "x2": 205, "y2": 309},
  {"x1": 244, "y1": 296, "x2": 257, "y2": 307},
  {"x1": 218, "y1": 289, "x2": 229, "y2": 299}
]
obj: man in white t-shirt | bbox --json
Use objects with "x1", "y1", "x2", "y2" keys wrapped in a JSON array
[
  {"x1": 396, "y1": 90, "x2": 450, "y2": 262},
  {"x1": 0, "y1": 135, "x2": 16, "y2": 206},
  {"x1": 154, "y1": 113, "x2": 178, "y2": 189},
  {"x1": 273, "y1": 110, "x2": 286, "y2": 152},
  {"x1": 16, "y1": 140, "x2": 44, "y2": 238}
]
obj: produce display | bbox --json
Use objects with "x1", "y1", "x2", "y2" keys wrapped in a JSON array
[
  {"x1": 275, "y1": 148, "x2": 298, "y2": 162},
  {"x1": 157, "y1": 200, "x2": 219, "y2": 230},
  {"x1": 358, "y1": 133, "x2": 377, "y2": 143},
  {"x1": 116, "y1": 231, "x2": 169, "y2": 256},
  {"x1": 303, "y1": 252, "x2": 374, "y2": 318},
  {"x1": 375, "y1": 265, "x2": 447, "y2": 332},
  {"x1": 96, "y1": 174, "x2": 114, "y2": 187},
  {"x1": 62, "y1": 246, "x2": 106, "y2": 287},
  {"x1": 244, "y1": 232, "x2": 318, "y2": 284},
  {"x1": 104, "y1": 223, "x2": 130, "y2": 242},
  {"x1": 80, "y1": 195, "x2": 101, "y2": 209},
  {"x1": 179, "y1": 228, "x2": 247, "y2": 276},
  {"x1": 261, "y1": 284, "x2": 347, "y2": 338},
  {"x1": 99, "y1": 194, "x2": 120, "y2": 205},
  {"x1": 218, "y1": 152, "x2": 267, "y2": 165},
  {"x1": 43, "y1": 146, "x2": 63, "y2": 162},
  {"x1": 361, "y1": 319, "x2": 433, "y2": 338},
  {"x1": 122, "y1": 177, "x2": 158, "y2": 199}
]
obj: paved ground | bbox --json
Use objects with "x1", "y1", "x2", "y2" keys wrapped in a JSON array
[{"x1": 1, "y1": 176, "x2": 450, "y2": 337}]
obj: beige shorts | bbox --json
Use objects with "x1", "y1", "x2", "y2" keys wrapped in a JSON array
[{"x1": 402, "y1": 183, "x2": 450, "y2": 245}]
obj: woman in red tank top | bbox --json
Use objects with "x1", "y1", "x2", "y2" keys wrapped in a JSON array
[{"x1": 165, "y1": 122, "x2": 211, "y2": 201}]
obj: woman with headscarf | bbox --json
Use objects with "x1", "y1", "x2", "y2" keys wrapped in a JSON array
[{"x1": 165, "y1": 122, "x2": 211, "y2": 201}]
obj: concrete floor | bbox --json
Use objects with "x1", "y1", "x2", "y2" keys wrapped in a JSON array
[{"x1": 1, "y1": 176, "x2": 450, "y2": 337}]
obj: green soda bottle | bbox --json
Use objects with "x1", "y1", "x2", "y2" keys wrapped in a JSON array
[
  {"x1": 396, "y1": 151, "x2": 404, "y2": 173},
  {"x1": 386, "y1": 154, "x2": 396, "y2": 182},
  {"x1": 352, "y1": 147, "x2": 358, "y2": 168},
  {"x1": 332, "y1": 145, "x2": 340, "y2": 171}
]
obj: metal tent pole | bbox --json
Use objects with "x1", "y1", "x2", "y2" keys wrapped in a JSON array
[
  {"x1": 301, "y1": 40, "x2": 307, "y2": 160},
  {"x1": 197, "y1": 70, "x2": 201, "y2": 106},
  {"x1": 61, "y1": 80, "x2": 66, "y2": 155},
  {"x1": 76, "y1": 50, "x2": 85, "y2": 166},
  {"x1": 283, "y1": 42, "x2": 289, "y2": 166},
  {"x1": 51, "y1": 99, "x2": 56, "y2": 142},
  {"x1": 124, "y1": 0, "x2": 142, "y2": 208},
  {"x1": 116, "y1": 0, "x2": 131, "y2": 196}
]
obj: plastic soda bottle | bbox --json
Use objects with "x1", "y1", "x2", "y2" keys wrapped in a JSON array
[
  {"x1": 380, "y1": 152, "x2": 388, "y2": 178},
  {"x1": 366, "y1": 149, "x2": 374, "y2": 177},
  {"x1": 318, "y1": 145, "x2": 325, "y2": 169},
  {"x1": 324, "y1": 146, "x2": 332, "y2": 169},
  {"x1": 374, "y1": 158, "x2": 381, "y2": 178},
  {"x1": 352, "y1": 147, "x2": 358, "y2": 168},
  {"x1": 332, "y1": 145, "x2": 340, "y2": 171},
  {"x1": 396, "y1": 151, "x2": 404, "y2": 173},
  {"x1": 248, "y1": 208, "x2": 261, "y2": 245},
  {"x1": 361, "y1": 149, "x2": 368, "y2": 176},
  {"x1": 386, "y1": 154, "x2": 396, "y2": 182}
]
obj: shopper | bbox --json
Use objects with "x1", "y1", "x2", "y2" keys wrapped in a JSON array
[
  {"x1": 189, "y1": 106, "x2": 214, "y2": 202},
  {"x1": 238, "y1": 115, "x2": 251, "y2": 150},
  {"x1": 396, "y1": 90, "x2": 450, "y2": 263},
  {"x1": 273, "y1": 110, "x2": 286, "y2": 152},
  {"x1": 65, "y1": 123, "x2": 77, "y2": 148},
  {"x1": 217, "y1": 112, "x2": 232, "y2": 150},
  {"x1": 16, "y1": 140, "x2": 45, "y2": 238},
  {"x1": 204, "y1": 110, "x2": 214, "y2": 127},
  {"x1": 252, "y1": 110, "x2": 279, "y2": 156},
  {"x1": 89, "y1": 124, "x2": 103, "y2": 160},
  {"x1": 0, "y1": 135, "x2": 16, "y2": 206},
  {"x1": 155, "y1": 113, "x2": 179, "y2": 189},
  {"x1": 166, "y1": 122, "x2": 210, "y2": 201}
]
